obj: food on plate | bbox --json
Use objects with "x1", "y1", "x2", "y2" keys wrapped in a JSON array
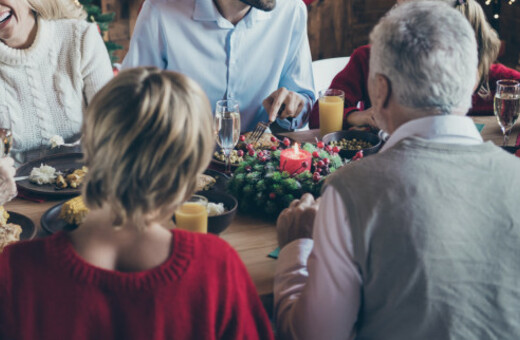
[
  {"x1": 328, "y1": 138, "x2": 373, "y2": 151},
  {"x1": 49, "y1": 135, "x2": 64, "y2": 148},
  {"x1": 29, "y1": 164, "x2": 57, "y2": 185},
  {"x1": 213, "y1": 149, "x2": 244, "y2": 165},
  {"x1": 59, "y1": 196, "x2": 89, "y2": 225},
  {"x1": 196, "y1": 174, "x2": 217, "y2": 191},
  {"x1": 213, "y1": 132, "x2": 280, "y2": 165},
  {"x1": 207, "y1": 202, "x2": 226, "y2": 217},
  {"x1": 0, "y1": 206, "x2": 22, "y2": 253},
  {"x1": 56, "y1": 166, "x2": 88, "y2": 189},
  {"x1": 241, "y1": 131, "x2": 278, "y2": 149}
]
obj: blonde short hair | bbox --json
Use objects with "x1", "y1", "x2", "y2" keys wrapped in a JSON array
[
  {"x1": 83, "y1": 67, "x2": 214, "y2": 227},
  {"x1": 27, "y1": 0, "x2": 87, "y2": 20},
  {"x1": 454, "y1": 0, "x2": 501, "y2": 97}
]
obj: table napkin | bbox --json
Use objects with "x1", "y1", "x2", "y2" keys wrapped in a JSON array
[
  {"x1": 268, "y1": 247, "x2": 280, "y2": 259},
  {"x1": 475, "y1": 123, "x2": 485, "y2": 133}
]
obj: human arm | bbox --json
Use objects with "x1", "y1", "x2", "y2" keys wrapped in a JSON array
[
  {"x1": 265, "y1": 3, "x2": 315, "y2": 130},
  {"x1": 81, "y1": 23, "x2": 113, "y2": 105},
  {"x1": 274, "y1": 187, "x2": 361, "y2": 340},
  {"x1": 122, "y1": 1, "x2": 167, "y2": 70},
  {"x1": 0, "y1": 157, "x2": 16, "y2": 206},
  {"x1": 309, "y1": 46, "x2": 374, "y2": 129}
]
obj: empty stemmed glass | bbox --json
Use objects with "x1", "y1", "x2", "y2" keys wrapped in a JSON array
[
  {"x1": 214, "y1": 99, "x2": 241, "y2": 175},
  {"x1": 494, "y1": 79, "x2": 520, "y2": 146}
]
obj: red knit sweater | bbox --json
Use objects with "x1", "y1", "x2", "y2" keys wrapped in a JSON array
[
  {"x1": 0, "y1": 230, "x2": 274, "y2": 340},
  {"x1": 309, "y1": 45, "x2": 520, "y2": 129}
]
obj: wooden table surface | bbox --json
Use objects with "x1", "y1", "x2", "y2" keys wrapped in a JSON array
[{"x1": 4, "y1": 115, "x2": 519, "y2": 314}]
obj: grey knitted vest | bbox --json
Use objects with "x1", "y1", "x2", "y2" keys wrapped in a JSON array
[{"x1": 326, "y1": 138, "x2": 520, "y2": 340}]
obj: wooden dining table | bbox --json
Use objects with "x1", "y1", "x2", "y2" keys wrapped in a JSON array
[{"x1": 4, "y1": 115, "x2": 519, "y2": 316}]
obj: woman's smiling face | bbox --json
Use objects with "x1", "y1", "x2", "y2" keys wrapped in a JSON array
[{"x1": 0, "y1": 0, "x2": 36, "y2": 48}]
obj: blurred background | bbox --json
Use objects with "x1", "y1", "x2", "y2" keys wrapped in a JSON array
[{"x1": 89, "y1": 0, "x2": 519, "y2": 70}]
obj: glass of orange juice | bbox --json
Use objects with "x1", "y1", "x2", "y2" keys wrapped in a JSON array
[
  {"x1": 175, "y1": 195, "x2": 208, "y2": 233},
  {"x1": 319, "y1": 89, "x2": 345, "y2": 137}
]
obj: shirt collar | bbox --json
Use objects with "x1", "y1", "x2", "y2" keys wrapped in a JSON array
[
  {"x1": 193, "y1": 0, "x2": 272, "y2": 28},
  {"x1": 381, "y1": 115, "x2": 483, "y2": 152}
]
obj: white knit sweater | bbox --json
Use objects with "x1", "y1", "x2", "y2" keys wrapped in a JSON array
[{"x1": 0, "y1": 17, "x2": 113, "y2": 153}]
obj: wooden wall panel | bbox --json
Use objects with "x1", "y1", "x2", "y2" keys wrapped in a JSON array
[{"x1": 103, "y1": 0, "x2": 518, "y2": 68}]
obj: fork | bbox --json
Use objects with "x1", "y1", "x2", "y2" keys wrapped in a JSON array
[{"x1": 247, "y1": 104, "x2": 286, "y2": 145}]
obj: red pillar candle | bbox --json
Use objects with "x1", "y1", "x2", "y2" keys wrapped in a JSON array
[{"x1": 280, "y1": 144, "x2": 312, "y2": 174}]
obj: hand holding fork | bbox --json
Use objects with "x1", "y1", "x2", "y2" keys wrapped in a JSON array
[{"x1": 248, "y1": 88, "x2": 306, "y2": 144}]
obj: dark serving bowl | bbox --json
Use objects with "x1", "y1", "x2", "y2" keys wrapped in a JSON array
[
  {"x1": 322, "y1": 130, "x2": 382, "y2": 159},
  {"x1": 197, "y1": 191, "x2": 238, "y2": 235},
  {"x1": 170, "y1": 190, "x2": 237, "y2": 235}
]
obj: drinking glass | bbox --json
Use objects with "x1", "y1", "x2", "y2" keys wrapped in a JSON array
[
  {"x1": 494, "y1": 79, "x2": 520, "y2": 146},
  {"x1": 319, "y1": 89, "x2": 345, "y2": 137},
  {"x1": 175, "y1": 195, "x2": 208, "y2": 233},
  {"x1": 214, "y1": 99, "x2": 241, "y2": 175}
]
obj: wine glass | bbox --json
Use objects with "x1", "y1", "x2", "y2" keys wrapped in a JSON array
[
  {"x1": 0, "y1": 128, "x2": 12, "y2": 157},
  {"x1": 494, "y1": 79, "x2": 520, "y2": 146},
  {"x1": 214, "y1": 99, "x2": 241, "y2": 175}
]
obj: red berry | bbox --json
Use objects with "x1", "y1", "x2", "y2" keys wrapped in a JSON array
[
  {"x1": 313, "y1": 172, "x2": 321, "y2": 182},
  {"x1": 270, "y1": 145, "x2": 277, "y2": 151},
  {"x1": 245, "y1": 166, "x2": 252, "y2": 172},
  {"x1": 269, "y1": 192, "x2": 276, "y2": 200},
  {"x1": 352, "y1": 150, "x2": 364, "y2": 161},
  {"x1": 237, "y1": 150, "x2": 244, "y2": 157},
  {"x1": 283, "y1": 138, "x2": 291, "y2": 147},
  {"x1": 302, "y1": 161, "x2": 309, "y2": 168},
  {"x1": 317, "y1": 141, "x2": 324, "y2": 149},
  {"x1": 332, "y1": 146, "x2": 340, "y2": 153},
  {"x1": 325, "y1": 145, "x2": 332, "y2": 152},
  {"x1": 248, "y1": 150, "x2": 255, "y2": 157},
  {"x1": 247, "y1": 143, "x2": 254, "y2": 150},
  {"x1": 314, "y1": 167, "x2": 322, "y2": 174},
  {"x1": 270, "y1": 136, "x2": 277, "y2": 143},
  {"x1": 317, "y1": 160, "x2": 325, "y2": 168},
  {"x1": 323, "y1": 158, "x2": 330, "y2": 165},
  {"x1": 257, "y1": 151, "x2": 264, "y2": 157},
  {"x1": 239, "y1": 135, "x2": 246, "y2": 142},
  {"x1": 312, "y1": 151, "x2": 320, "y2": 158}
]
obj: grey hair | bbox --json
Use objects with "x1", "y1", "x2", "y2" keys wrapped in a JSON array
[{"x1": 369, "y1": 1, "x2": 478, "y2": 114}]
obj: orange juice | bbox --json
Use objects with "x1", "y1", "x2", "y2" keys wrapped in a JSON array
[
  {"x1": 175, "y1": 202, "x2": 208, "y2": 233},
  {"x1": 319, "y1": 95, "x2": 344, "y2": 137}
]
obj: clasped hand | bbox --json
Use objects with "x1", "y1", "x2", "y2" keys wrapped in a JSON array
[{"x1": 276, "y1": 193, "x2": 319, "y2": 249}]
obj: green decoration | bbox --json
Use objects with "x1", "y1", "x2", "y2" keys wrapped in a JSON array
[
  {"x1": 79, "y1": 0, "x2": 123, "y2": 64},
  {"x1": 227, "y1": 142, "x2": 347, "y2": 219}
]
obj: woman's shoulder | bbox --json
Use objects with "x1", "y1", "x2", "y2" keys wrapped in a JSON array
[
  {"x1": 49, "y1": 18, "x2": 99, "y2": 38},
  {"x1": 0, "y1": 237, "x2": 49, "y2": 273},
  {"x1": 489, "y1": 63, "x2": 520, "y2": 81},
  {"x1": 173, "y1": 229, "x2": 241, "y2": 265}
]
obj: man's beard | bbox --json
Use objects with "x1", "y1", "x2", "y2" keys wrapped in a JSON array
[{"x1": 239, "y1": 0, "x2": 276, "y2": 11}]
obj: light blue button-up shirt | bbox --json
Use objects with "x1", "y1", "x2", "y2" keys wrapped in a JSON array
[{"x1": 122, "y1": 0, "x2": 315, "y2": 132}]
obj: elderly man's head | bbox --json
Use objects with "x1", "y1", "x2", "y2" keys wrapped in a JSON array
[{"x1": 368, "y1": 1, "x2": 478, "y2": 133}]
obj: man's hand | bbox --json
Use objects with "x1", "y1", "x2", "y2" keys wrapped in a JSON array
[
  {"x1": 0, "y1": 157, "x2": 17, "y2": 205},
  {"x1": 276, "y1": 193, "x2": 319, "y2": 249},
  {"x1": 345, "y1": 107, "x2": 378, "y2": 129},
  {"x1": 263, "y1": 87, "x2": 306, "y2": 122}
]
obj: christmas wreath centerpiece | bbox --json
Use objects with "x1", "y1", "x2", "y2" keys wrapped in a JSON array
[{"x1": 227, "y1": 137, "x2": 352, "y2": 218}]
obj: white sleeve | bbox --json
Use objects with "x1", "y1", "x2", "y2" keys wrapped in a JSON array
[
  {"x1": 274, "y1": 186, "x2": 362, "y2": 340},
  {"x1": 81, "y1": 23, "x2": 113, "y2": 105},
  {"x1": 122, "y1": 1, "x2": 167, "y2": 69}
]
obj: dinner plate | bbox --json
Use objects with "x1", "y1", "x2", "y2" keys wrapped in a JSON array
[
  {"x1": 203, "y1": 169, "x2": 229, "y2": 192},
  {"x1": 7, "y1": 211, "x2": 36, "y2": 240},
  {"x1": 16, "y1": 153, "x2": 84, "y2": 198},
  {"x1": 40, "y1": 202, "x2": 78, "y2": 234}
]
